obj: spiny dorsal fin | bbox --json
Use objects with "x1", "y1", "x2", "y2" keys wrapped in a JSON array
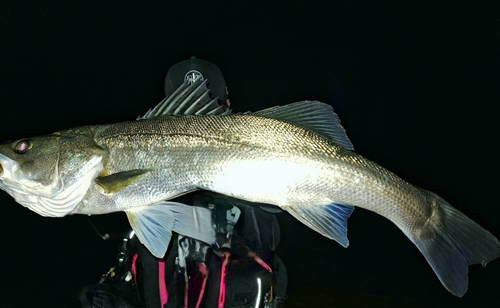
[
  {"x1": 253, "y1": 101, "x2": 354, "y2": 150},
  {"x1": 139, "y1": 80, "x2": 231, "y2": 119}
]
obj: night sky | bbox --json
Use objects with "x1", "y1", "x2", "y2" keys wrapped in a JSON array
[{"x1": 1, "y1": 1, "x2": 499, "y2": 307}]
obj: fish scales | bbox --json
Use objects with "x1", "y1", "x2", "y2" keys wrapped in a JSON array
[{"x1": 90, "y1": 114, "x2": 431, "y2": 238}]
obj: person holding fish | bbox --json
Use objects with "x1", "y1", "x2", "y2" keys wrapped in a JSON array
[{"x1": 78, "y1": 57, "x2": 288, "y2": 308}]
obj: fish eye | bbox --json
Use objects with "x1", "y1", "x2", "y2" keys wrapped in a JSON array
[{"x1": 14, "y1": 140, "x2": 32, "y2": 154}]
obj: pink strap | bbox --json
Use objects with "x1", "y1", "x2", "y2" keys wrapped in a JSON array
[
  {"x1": 248, "y1": 250, "x2": 272, "y2": 273},
  {"x1": 184, "y1": 268, "x2": 188, "y2": 308},
  {"x1": 218, "y1": 251, "x2": 230, "y2": 308},
  {"x1": 195, "y1": 263, "x2": 208, "y2": 308},
  {"x1": 131, "y1": 253, "x2": 138, "y2": 284},
  {"x1": 158, "y1": 258, "x2": 168, "y2": 306}
]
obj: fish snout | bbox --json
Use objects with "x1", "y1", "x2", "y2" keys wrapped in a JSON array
[{"x1": 0, "y1": 154, "x2": 19, "y2": 179}]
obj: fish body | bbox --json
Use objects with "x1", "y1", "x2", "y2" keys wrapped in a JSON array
[
  {"x1": 84, "y1": 113, "x2": 420, "y2": 228},
  {"x1": 0, "y1": 81, "x2": 498, "y2": 297}
]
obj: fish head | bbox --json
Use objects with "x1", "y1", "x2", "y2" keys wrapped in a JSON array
[{"x1": 0, "y1": 131, "x2": 104, "y2": 217}]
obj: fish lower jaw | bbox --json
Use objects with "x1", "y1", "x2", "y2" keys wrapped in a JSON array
[
  {"x1": 8, "y1": 159, "x2": 101, "y2": 218},
  {"x1": 8, "y1": 183, "x2": 89, "y2": 217}
]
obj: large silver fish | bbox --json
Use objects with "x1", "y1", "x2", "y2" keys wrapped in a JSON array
[{"x1": 0, "y1": 81, "x2": 498, "y2": 297}]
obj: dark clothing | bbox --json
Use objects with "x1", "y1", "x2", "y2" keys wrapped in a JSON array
[
  {"x1": 81, "y1": 192, "x2": 287, "y2": 308},
  {"x1": 81, "y1": 58, "x2": 286, "y2": 308}
]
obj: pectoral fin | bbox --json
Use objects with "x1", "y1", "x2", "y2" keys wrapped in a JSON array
[
  {"x1": 287, "y1": 202, "x2": 354, "y2": 247},
  {"x1": 95, "y1": 169, "x2": 151, "y2": 193},
  {"x1": 126, "y1": 201, "x2": 215, "y2": 258}
]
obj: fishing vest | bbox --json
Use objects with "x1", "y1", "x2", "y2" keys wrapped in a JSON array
[{"x1": 81, "y1": 193, "x2": 287, "y2": 308}]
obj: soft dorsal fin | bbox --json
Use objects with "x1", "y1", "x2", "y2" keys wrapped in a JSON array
[
  {"x1": 253, "y1": 101, "x2": 354, "y2": 150},
  {"x1": 139, "y1": 80, "x2": 231, "y2": 119}
]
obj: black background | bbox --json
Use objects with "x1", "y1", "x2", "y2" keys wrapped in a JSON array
[{"x1": 1, "y1": 1, "x2": 499, "y2": 307}]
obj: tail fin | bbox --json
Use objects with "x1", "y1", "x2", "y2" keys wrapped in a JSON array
[{"x1": 407, "y1": 191, "x2": 500, "y2": 297}]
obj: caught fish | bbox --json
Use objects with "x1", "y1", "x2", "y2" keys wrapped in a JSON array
[{"x1": 0, "y1": 81, "x2": 498, "y2": 297}]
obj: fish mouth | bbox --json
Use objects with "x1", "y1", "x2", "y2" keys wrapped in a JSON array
[
  {"x1": 0, "y1": 154, "x2": 22, "y2": 197},
  {"x1": 0, "y1": 154, "x2": 17, "y2": 182}
]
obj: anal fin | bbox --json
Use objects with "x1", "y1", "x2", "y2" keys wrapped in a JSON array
[{"x1": 287, "y1": 202, "x2": 354, "y2": 247}]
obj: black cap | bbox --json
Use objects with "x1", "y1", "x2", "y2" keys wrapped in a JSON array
[{"x1": 165, "y1": 57, "x2": 228, "y2": 103}]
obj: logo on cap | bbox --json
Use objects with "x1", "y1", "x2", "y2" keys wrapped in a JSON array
[{"x1": 184, "y1": 70, "x2": 204, "y2": 84}]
